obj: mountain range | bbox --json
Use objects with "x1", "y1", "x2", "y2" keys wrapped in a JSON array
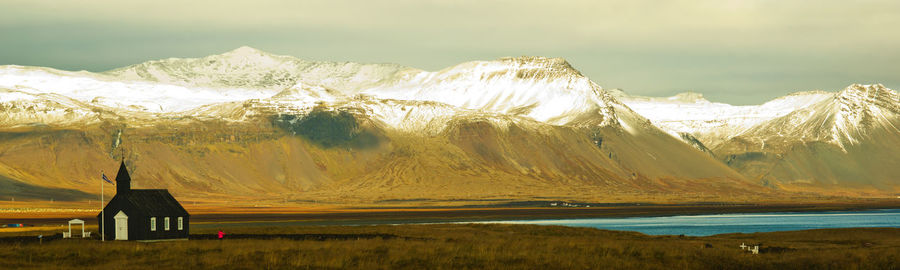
[{"x1": 0, "y1": 47, "x2": 896, "y2": 203}]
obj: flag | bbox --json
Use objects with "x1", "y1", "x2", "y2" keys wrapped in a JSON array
[{"x1": 102, "y1": 173, "x2": 114, "y2": 185}]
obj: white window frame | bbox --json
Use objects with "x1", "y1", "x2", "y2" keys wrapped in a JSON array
[
  {"x1": 178, "y1": 217, "x2": 183, "y2": 230},
  {"x1": 150, "y1": 217, "x2": 156, "y2": 231},
  {"x1": 164, "y1": 217, "x2": 170, "y2": 231}
]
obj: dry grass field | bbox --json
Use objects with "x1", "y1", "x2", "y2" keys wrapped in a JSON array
[{"x1": 1, "y1": 224, "x2": 897, "y2": 269}]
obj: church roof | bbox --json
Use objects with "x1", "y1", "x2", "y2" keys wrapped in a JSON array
[
  {"x1": 122, "y1": 189, "x2": 189, "y2": 216},
  {"x1": 98, "y1": 189, "x2": 189, "y2": 217}
]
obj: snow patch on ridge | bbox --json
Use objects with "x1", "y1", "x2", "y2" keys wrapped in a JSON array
[
  {"x1": 0, "y1": 87, "x2": 103, "y2": 126},
  {"x1": 0, "y1": 65, "x2": 278, "y2": 113}
]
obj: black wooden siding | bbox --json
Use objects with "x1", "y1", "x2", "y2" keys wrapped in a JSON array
[{"x1": 97, "y1": 190, "x2": 190, "y2": 241}]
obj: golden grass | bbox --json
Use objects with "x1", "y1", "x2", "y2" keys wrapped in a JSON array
[{"x1": 1, "y1": 224, "x2": 897, "y2": 269}]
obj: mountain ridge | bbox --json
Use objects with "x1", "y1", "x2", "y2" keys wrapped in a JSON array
[{"x1": 0, "y1": 47, "x2": 895, "y2": 203}]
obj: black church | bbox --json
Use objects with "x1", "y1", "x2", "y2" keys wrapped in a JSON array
[{"x1": 97, "y1": 161, "x2": 190, "y2": 241}]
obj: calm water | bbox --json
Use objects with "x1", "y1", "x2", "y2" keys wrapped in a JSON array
[{"x1": 469, "y1": 209, "x2": 900, "y2": 236}]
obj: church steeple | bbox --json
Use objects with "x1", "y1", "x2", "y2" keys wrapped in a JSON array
[{"x1": 115, "y1": 161, "x2": 131, "y2": 195}]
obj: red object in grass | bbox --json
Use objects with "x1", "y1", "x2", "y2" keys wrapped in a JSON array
[{"x1": 217, "y1": 230, "x2": 225, "y2": 239}]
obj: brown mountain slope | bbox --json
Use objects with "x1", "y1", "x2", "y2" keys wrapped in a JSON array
[{"x1": 0, "y1": 113, "x2": 766, "y2": 203}]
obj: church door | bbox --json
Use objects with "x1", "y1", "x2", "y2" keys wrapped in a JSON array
[{"x1": 114, "y1": 211, "x2": 128, "y2": 240}]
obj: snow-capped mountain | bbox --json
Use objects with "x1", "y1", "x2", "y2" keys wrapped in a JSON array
[
  {"x1": 708, "y1": 84, "x2": 899, "y2": 192},
  {"x1": 3, "y1": 46, "x2": 896, "y2": 201},
  {"x1": 364, "y1": 57, "x2": 622, "y2": 127},
  {"x1": 0, "y1": 47, "x2": 763, "y2": 202},
  {"x1": 734, "y1": 84, "x2": 899, "y2": 149},
  {"x1": 105, "y1": 46, "x2": 411, "y2": 92},
  {"x1": 0, "y1": 64, "x2": 275, "y2": 115},
  {"x1": 3, "y1": 51, "x2": 647, "y2": 135},
  {"x1": 1, "y1": 50, "x2": 631, "y2": 132},
  {"x1": 614, "y1": 84, "x2": 899, "y2": 192},
  {"x1": 615, "y1": 89, "x2": 833, "y2": 148}
]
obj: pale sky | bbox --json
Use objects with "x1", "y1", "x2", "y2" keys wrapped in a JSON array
[{"x1": 1, "y1": 0, "x2": 898, "y2": 104}]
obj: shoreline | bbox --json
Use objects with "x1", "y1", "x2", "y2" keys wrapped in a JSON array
[
  {"x1": 3, "y1": 201, "x2": 898, "y2": 227},
  {"x1": 194, "y1": 203, "x2": 900, "y2": 228}
]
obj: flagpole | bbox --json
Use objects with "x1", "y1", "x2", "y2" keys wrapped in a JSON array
[{"x1": 101, "y1": 171, "x2": 105, "y2": 242}]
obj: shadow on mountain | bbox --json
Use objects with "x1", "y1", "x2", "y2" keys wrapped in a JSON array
[
  {"x1": 272, "y1": 108, "x2": 383, "y2": 149},
  {"x1": 0, "y1": 175, "x2": 94, "y2": 201}
]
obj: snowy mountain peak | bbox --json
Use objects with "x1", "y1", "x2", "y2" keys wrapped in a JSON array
[
  {"x1": 104, "y1": 46, "x2": 414, "y2": 94},
  {"x1": 480, "y1": 56, "x2": 585, "y2": 81},
  {"x1": 735, "y1": 83, "x2": 899, "y2": 149},
  {"x1": 613, "y1": 90, "x2": 710, "y2": 104},
  {"x1": 785, "y1": 90, "x2": 831, "y2": 97},
  {"x1": 102, "y1": 46, "x2": 307, "y2": 90},
  {"x1": 837, "y1": 83, "x2": 898, "y2": 107},
  {"x1": 408, "y1": 56, "x2": 588, "y2": 85},
  {"x1": 362, "y1": 55, "x2": 626, "y2": 127},
  {"x1": 223, "y1": 46, "x2": 269, "y2": 57},
  {"x1": 833, "y1": 84, "x2": 899, "y2": 135},
  {"x1": 496, "y1": 56, "x2": 580, "y2": 73},
  {"x1": 208, "y1": 46, "x2": 298, "y2": 67},
  {"x1": 109, "y1": 46, "x2": 300, "y2": 74},
  {"x1": 667, "y1": 92, "x2": 709, "y2": 103}
]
